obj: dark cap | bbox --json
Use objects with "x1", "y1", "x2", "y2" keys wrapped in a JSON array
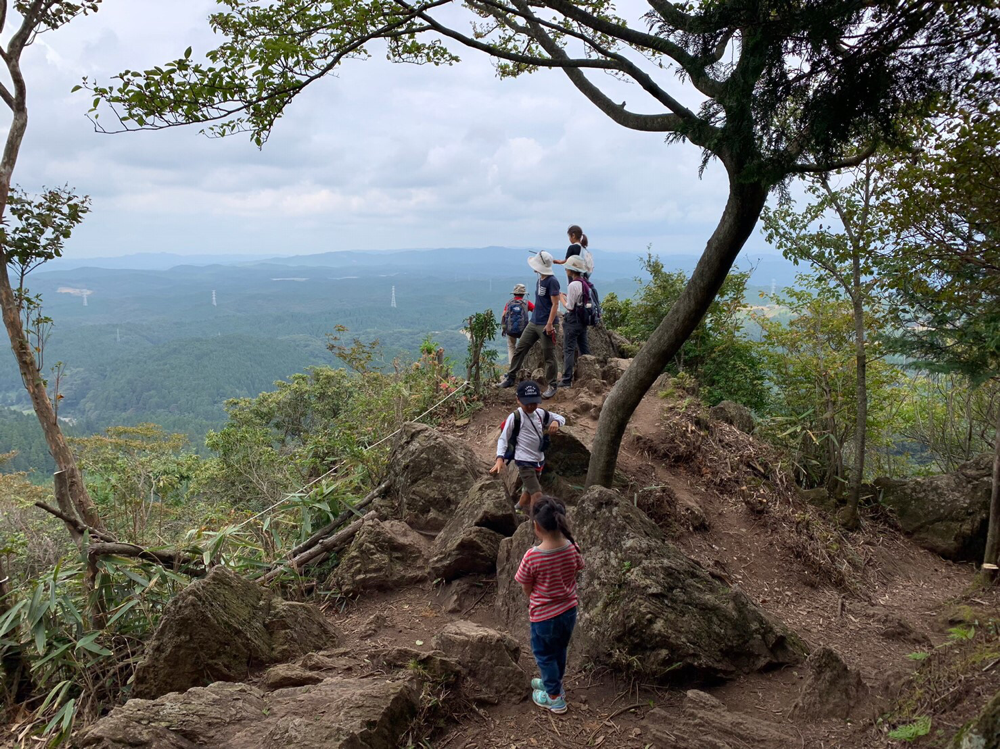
[{"x1": 516, "y1": 381, "x2": 543, "y2": 404}]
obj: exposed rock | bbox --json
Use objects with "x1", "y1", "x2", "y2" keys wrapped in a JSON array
[
  {"x1": 426, "y1": 478, "x2": 513, "y2": 582},
  {"x1": 329, "y1": 517, "x2": 427, "y2": 595},
  {"x1": 954, "y1": 690, "x2": 1000, "y2": 749},
  {"x1": 798, "y1": 486, "x2": 838, "y2": 514},
  {"x1": 371, "y1": 646, "x2": 461, "y2": 682},
  {"x1": 709, "y1": 400, "x2": 755, "y2": 434},
  {"x1": 495, "y1": 521, "x2": 537, "y2": 641},
  {"x1": 644, "y1": 691, "x2": 795, "y2": 748},
  {"x1": 132, "y1": 567, "x2": 337, "y2": 700},
  {"x1": 874, "y1": 612, "x2": 932, "y2": 647},
  {"x1": 432, "y1": 620, "x2": 526, "y2": 704},
  {"x1": 791, "y1": 647, "x2": 871, "y2": 721},
  {"x1": 524, "y1": 324, "x2": 621, "y2": 376},
  {"x1": 356, "y1": 611, "x2": 389, "y2": 640},
  {"x1": 263, "y1": 664, "x2": 325, "y2": 690},
  {"x1": 385, "y1": 422, "x2": 483, "y2": 530},
  {"x1": 875, "y1": 454, "x2": 992, "y2": 561},
  {"x1": 558, "y1": 487, "x2": 804, "y2": 682},
  {"x1": 573, "y1": 354, "x2": 604, "y2": 384},
  {"x1": 75, "y1": 678, "x2": 419, "y2": 749},
  {"x1": 540, "y1": 426, "x2": 591, "y2": 492},
  {"x1": 428, "y1": 526, "x2": 503, "y2": 581},
  {"x1": 604, "y1": 357, "x2": 631, "y2": 384},
  {"x1": 439, "y1": 576, "x2": 493, "y2": 614}
]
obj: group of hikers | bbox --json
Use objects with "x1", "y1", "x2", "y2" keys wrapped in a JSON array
[
  {"x1": 486, "y1": 226, "x2": 596, "y2": 715},
  {"x1": 498, "y1": 224, "x2": 600, "y2": 399}
]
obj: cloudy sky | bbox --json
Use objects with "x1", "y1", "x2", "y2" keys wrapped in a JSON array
[{"x1": 7, "y1": 1, "x2": 782, "y2": 259}]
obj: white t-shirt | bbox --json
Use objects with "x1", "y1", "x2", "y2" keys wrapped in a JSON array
[
  {"x1": 565, "y1": 279, "x2": 585, "y2": 312},
  {"x1": 496, "y1": 407, "x2": 567, "y2": 463}
]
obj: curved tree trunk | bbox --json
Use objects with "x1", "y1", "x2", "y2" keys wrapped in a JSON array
[{"x1": 586, "y1": 171, "x2": 769, "y2": 488}]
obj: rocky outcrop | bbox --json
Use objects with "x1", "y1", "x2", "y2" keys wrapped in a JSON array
[
  {"x1": 875, "y1": 454, "x2": 992, "y2": 561},
  {"x1": 131, "y1": 567, "x2": 337, "y2": 700},
  {"x1": 496, "y1": 487, "x2": 806, "y2": 683},
  {"x1": 75, "y1": 677, "x2": 419, "y2": 749},
  {"x1": 791, "y1": 647, "x2": 871, "y2": 721},
  {"x1": 385, "y1": 422, "x2": 483, "y2": 531},
  {"x1": 429, "y1": 478, "x2": 517, "y2": 581},
  {"x1": 954, "y1": 690, "x2": 1000, "y2": 749},
  {"x1": 495, "y1": 520, "x2": 537, "y2": 641},
  {"x1": 523, "y1": 324, "x2": 621, "y2": 377},
  {"x1": 329, "y1": 517, "x2": 428, "y2": 595},
  {"x1": 432, "y1": 620, "x2": 526, "y2": 704},
  {"x1": 709, "y1": 400, "x2": 755, "y2": 434},
  {"x1": 541, "y1": 427, "x2": 591, "y2": 495},
  {"x1": 644, "y1": 691, "x2": 796, "y2": 748}
]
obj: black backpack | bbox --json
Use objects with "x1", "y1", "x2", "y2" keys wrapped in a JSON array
[{"x1": 502, "y1": 409, "x2": 551, "y2": 463}]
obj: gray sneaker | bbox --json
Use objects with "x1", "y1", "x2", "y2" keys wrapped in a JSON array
[{"x1": 541, "y1": 386, "x2": 557, "y2": 399}]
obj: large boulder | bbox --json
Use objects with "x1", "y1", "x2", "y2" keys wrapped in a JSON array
[
  {"x1": 495, "y1": 521, "x2": 536, "y2": 641},
  {"x1": 875, "y1": 454, "x2": 992, "y2": 561},
  {"x1": 385, "y1": 423, "x2": 484, "y2": 530},
  {"x1": 497, "y1": 487, "x2": 806, "y2": 683},
  {"x1": 790, "y1": 647, "x2": 871, "y2": 721},
  {"x1": 432, "y1": 620, "x2": 526, "y2": 704},
  {"x1": 523, "y1": 324, "x2": 621, "y2": 377},
  {"x1": 329, "y1": 517, "x2": 428, "y2": 595},
  {"x1": 709, "y1": 400, "x2": 755, "y2": 434},
  {"x1": 644, "y1": 691, "x2": 795, "y2": 748},
  {"x1": 132, "y1": 567, "x2": 337, "y2": 700},
  {"x1": 75, "y1": 677, "x2": 419, "y2": 749},
  {"x1": 541, "y1": 427, "x2": 591, "y2": 491},
  {"x1": 428, "y1": 478, "x2": 517, "y2": 581},
  {"x1": 954, "y1": 690, "x2": 1000, "y2": 749}
]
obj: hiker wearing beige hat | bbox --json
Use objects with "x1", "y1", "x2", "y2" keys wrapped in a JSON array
[
  {"x1": 499, "y1": 251, "x2": 561, "y2": 398},
  {"x1": 501, "y1": 283, "x2": 535, "y2": 364}
]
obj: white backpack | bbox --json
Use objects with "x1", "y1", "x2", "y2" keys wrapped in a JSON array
[{"x1": 582, "y1": 248, "x2": 595, "y2": 274}]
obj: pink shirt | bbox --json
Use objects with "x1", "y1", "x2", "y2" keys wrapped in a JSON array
[{"x1": 515, "y1": 543, "x2": 585, "y2": 622}]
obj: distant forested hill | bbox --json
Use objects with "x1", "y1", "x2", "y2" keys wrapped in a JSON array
[{"x1": 0, "y1": 247, "x2": 795, "y2": 472}]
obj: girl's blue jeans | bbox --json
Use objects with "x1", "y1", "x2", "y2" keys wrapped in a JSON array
[{"x1": 530, "y1": 606, "x2": 577, "y2": 697}]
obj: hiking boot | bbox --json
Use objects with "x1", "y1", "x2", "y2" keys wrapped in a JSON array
[
  {"x1": 541, "y1": 386, "x2": 557, "y2": 399},
  {"x1": 557, "y1": 380, "x2": 572, "y2": 389},
  {"x1": 532, "y1": 689, "x2": 567, "y2": 714},
  {"x1": 531, "y1": 678, "x2": 564, "y2": 697},
  {"x1": 498, "y1": 375, "x2": 516, "y2": 388}
]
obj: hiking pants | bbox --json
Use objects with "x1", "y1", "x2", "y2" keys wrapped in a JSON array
[
  {"x1": 531, "y1": 606, "x2": 577, "y2": 697},
  {"x1": 507, "y1": 322, "x2": 557, "y2": 387},
  {"x1": 507, "y1": 335, "x2": 518, "y2": 365},
  {"x1": 561, "y1": 315, "x2": 590, "y2": 385}
]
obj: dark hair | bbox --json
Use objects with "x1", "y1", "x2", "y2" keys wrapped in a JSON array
[
  {"x1": 531, "y1": 495, "x2": 577, "y2": 547},
  {"x1": 579, "y1": 233, "x2": 588, "y2": 249},
  {"x1": 567, "y1": 224, "x2": 583, "y2": 241}
]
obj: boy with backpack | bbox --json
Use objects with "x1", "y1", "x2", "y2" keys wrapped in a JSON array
[
  {"x1": 501, "y1": 283, "x2": 534, "y2": 364},
  {"x1": 489, "y1": 381, "x2": 566, "y2": 512},
  {"x1": 559, "y1": 255, "x2": 601, "y2": 388}
]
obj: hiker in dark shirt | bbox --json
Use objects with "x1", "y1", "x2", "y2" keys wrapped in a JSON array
[
  {"x1": 499, "y1": 252, "x2": 561, "y2": 399},
  {"x1": 553, "y1": 225, "x2": 591, "y2": 278},
  {"x1": 559, "y1": 255, "x2": 592, "y2": 388}
]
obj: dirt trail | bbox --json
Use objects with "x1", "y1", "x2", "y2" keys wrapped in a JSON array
[{"x1": 323, "y1": 387, "x2": 993, "y2": 748}]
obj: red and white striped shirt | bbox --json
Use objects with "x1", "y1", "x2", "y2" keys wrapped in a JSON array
[{"x1": 515, "y1": 543, "x2": 585, "y2": 623}]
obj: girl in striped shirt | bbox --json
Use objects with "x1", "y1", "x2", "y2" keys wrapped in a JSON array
[{"x1": 514, "y1": 496, "x2": 585, "y2": 714}]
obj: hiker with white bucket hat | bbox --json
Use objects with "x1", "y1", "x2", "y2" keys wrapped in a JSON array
[
  {"x1": 559, "y1": 255, "x2": 592, "y2": 388},
  {"x1": 499, "y1": 251, "x2": 561, "y2": 399}
]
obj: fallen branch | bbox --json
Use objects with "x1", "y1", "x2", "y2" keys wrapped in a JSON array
[
  {"x1": 286, "y1": 480, "x2": 388, "y2": 559},
  {"x1": 88, "y1": 542, "x2": 207, "y2": 577},
  {"x1": 258, "y1": 514, "x2": 368, "y2": 585},
  {"x1": 34, "y1": 501, "x2": 117, "y2": 543}
]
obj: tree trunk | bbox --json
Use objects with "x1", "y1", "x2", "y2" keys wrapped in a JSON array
[
  {"x1": 0, "y1": 262, "x2": 102, "y2": 531},
  {"x1": 586, "y1": 173, "x2": 768, "y2": 488},
  {"x1": 981, "y1": 404, "x2": 1000, "y2": 582},
  {"x1": 842, "y1": 264, "x2": 868, "y2": 529}
]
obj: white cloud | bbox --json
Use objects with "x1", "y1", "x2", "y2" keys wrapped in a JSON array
[{"x1": 3, "y1": 0, "x2": 785, "y2": 259}]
